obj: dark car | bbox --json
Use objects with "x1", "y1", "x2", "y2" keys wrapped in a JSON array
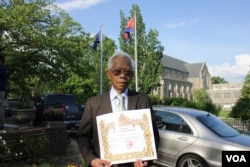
[{"x1": 33, "y1": 94, "x2": 84, "y2": 129}]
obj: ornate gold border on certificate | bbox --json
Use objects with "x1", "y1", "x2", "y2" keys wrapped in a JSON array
[{"x1": 99, "y1": 112, "x2": 155, "y2": 161}]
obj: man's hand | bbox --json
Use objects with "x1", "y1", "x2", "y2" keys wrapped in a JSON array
[
  {"x1": 91, "y1": 158, "x2": 111, "y2": 167},
  {"x1": 134, "y1": 159, "x2": 148, "y2": 167}
]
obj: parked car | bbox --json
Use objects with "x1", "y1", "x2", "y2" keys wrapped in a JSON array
[
  {"x1": 33, "y1": 94, "x2": 84, "y2": 129},
  {"x1": 153, "y1": 105, "x2": 250, "y2": 167}
]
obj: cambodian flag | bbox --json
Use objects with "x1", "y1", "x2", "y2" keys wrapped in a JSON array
[
  {"x1": 123, "y1": 17, "x2": 134, "y2": 43},
  {"x1": 92, "y1": 30, "x2": 101, "y2": 51}
]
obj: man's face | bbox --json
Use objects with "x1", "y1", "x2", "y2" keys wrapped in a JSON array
[{"x1": 106, "y1": 56, "x2": 134, "y2": 93}]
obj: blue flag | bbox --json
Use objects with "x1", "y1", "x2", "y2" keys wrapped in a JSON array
[{"x1": 92, "y1": 30, "x2": 101, "y2": 51}]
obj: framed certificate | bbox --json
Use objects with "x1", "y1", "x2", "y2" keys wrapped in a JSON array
[{"x1": 96, "y1": 109, "x2": 157, "y2": 164}]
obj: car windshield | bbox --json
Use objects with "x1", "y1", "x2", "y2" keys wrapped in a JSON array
[{"x1": 197, "y1": 114, "x2": 240, "y2": 137}]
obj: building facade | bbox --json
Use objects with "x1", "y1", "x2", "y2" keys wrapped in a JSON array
[
  {"x1": 153, "y1": 55, "x2": 211, "y2": 99},
  {"x1": 153, "y1": 55, "x2": 244, "y2": 110},
  {"x1": 185, "y1": 63, "x2": 211, "y2": 90},
  {"x1": 207, "y1": 83, "x2": 243, "y2": 110}
]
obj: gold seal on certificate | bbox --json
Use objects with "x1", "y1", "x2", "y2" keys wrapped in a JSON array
[{"x1": 96, "y1": 108, "x2": 157, "y2": 165}]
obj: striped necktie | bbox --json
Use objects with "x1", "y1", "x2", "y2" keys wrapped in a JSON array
[{"x1": 117, "y1": 94, "x2": 125, "y2": 111}]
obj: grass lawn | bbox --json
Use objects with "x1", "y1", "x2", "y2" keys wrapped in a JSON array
[{"x1": 219, "y1": 109, "x2": 231, "y2": 118}]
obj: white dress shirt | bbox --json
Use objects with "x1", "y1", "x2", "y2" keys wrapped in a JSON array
[{"x1": 110, "y1": 86, "x2": 128, "y2": 112}]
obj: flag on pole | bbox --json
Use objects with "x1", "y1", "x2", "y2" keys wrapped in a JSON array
[
  {"x1": 92, "y1": 29, "x2": 101, "y2": 51},
  {"x1": 123, "y1": 17, "x2": 135, "y2": 43}
]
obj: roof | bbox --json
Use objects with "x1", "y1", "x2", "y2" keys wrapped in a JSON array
[
  {"x1": 162, "y1": 55, "x2": 208, "y2": 77},
  {"x1": 162, "y1": 55, "x2": 189, "y2": 73},
  {"x1": 185, "y1": 63, "x2": 204, "y2": 77}
]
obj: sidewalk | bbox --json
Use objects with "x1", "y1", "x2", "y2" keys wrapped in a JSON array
[{"x1": 54, "y1": 137, "x2": 84, "y2": 167}]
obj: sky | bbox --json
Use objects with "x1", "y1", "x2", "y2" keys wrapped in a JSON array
[{"x1": 55, "y1": 0, "x2": 250, "y2": 83}]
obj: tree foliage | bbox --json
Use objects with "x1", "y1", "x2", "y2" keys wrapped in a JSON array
[
  {"x1": 0, "y1": 0, "x2": 116, "y2": 102},
  {"x1": 230, "y1": 97, "x2": 250, "y2": 121},
  {"x1": 119, "y1": 4, "x2": 164, "y2": 94},
  {"x1": 1, "y1": 1, "x2": 164, "y2": 102},
  {"x1": 211, "y1": 76, "x2": 228, "y2": 84},
  {"x1": 149, "y1": 95, "x2": 220, "y2": 116},
  {"x1": 162, "y1": 97, "x2": 197, "y2": 108},
  {"x1": 192, "y1": 89, "x2": 220, "y2": 116},
  {"x1": 241, "y1": 73, "x2": 250, "y2": 98},
  {"x1": 230, "y1": 73, "x2": 250, "y2": 121},
  {"x1": 148, "y1": 88, "x2": 220, "y2": 116},
  {"x1": 192, "y1": 89, "x2": 210, "y2": 103}
]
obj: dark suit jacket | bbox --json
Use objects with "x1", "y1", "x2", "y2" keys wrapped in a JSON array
[{"x1": 76, "y1": 90, "x2": 160, "y2": 167}]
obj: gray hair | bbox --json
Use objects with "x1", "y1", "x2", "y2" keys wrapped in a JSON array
[{"x1": 107, "y1": 51, "x2": 135, "y2": 70}]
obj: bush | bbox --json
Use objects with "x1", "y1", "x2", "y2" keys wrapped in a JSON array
[
  {"x1": 148, "y1": 95, "x2": 162, "y2": 105},
  {"x1": 230, "y1": 97, "x2": 250, "y2": 122},
  {"x1": 148, "y1": 96, "x2": 220, "y2": 115},
  {"x1": 0, "y1": 129, "x2": 46, "y2": 163},
  {"x1": 196, "y1": 100, "x2": 221, "y2": 116},
  {"x1": 162, "y1": 97, "x2": 196, "y2": 108}
]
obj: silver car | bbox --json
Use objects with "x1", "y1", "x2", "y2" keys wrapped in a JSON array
[{"x1": 153, "y1": 105, "x2": 250, "y2": 167}]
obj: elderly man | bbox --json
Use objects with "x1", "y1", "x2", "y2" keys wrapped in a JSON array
[{"x1": 77, "y1": 51, "x2": 159, "y2": 167}]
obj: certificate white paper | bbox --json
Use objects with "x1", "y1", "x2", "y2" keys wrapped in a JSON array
[{"x1": 96, "y1": 109, "x2": 157, "y2": 164}]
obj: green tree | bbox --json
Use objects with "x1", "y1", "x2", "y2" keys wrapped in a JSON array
[
  {"x1": 230, "y1": 97, "x2": 250, "y2": 121},
  {"x1": 1, "y1": 0, "x2": 89, "y2": 97},
  {"x1": 1, "y1": 0, "x2": 117, "y2": 102},
  {"x1": 230, "y1": 73, "x2": 250, "y2": 121},
  {"x1": 192, "y1": 89, "x2": 210, "y2": 103},
  {"x1": 192, "y1": 89, "x2": 220, "y2": 115},
  {"x1": 199, "y1": 100, "x2": 220, "y2": 116},
  {"x1": 119, "y1": 4, "x2": 164, "y2": 94},
  {"x1": 241, "y1": 73, "x2": 250, "y2": 98},
  {"x1": 90, "y1": 36, "x2": 116, "y2": 95},
  {"x1": 211, "y1": 76, "x2": 228, "y2": 84}
]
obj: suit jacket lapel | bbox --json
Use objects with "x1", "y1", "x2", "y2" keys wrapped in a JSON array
[
  {"x1": 127, "y1": 89, "x2": 138, "y2": 110},
  {"x1": 102, "y1": 91, "x2": 112, "y2": 114}
]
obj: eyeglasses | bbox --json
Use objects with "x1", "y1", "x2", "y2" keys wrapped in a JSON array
[{"x1": 110, "y1": 69, "x2": 134, "y2": 76}]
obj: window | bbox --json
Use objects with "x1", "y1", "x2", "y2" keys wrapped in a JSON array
[
  {"x1": 155, "y1": 110, "x2": 192, "y2": 134},
  {"x1": 234, "y1": 92, "x2": 241, "y2": 99},
  {"x1": 197, "y1": 114, "x2": 239, "y2": 137},
  {"x1": 214, "y1": 93, "x2": 220, "y2": 99},
  {"x1": 224, "y1": 93, "x2": 230, "y2": 99}
]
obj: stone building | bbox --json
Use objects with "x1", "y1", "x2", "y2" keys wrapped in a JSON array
[
  {"x1": 153, "y1": 55, "x2": 244, "y2": 110},
  {"x1": 207, "y1": 67, "x2": 249, "y2": 109},
  {"x1": 153, "y1": 55, "x2": 211, "y2": 99},
  {"x1": 207, "y1": 83, "x2": 243, "y2": 110},
  {"x1": 185, "y1": 63, "x2": 211, "y2": 90}
]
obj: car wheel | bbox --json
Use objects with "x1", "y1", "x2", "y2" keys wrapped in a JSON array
[{"x1": 177, "y1": 154, "x2": 208, "y2": 167}]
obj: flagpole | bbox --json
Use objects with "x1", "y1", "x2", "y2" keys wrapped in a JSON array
[
  {"x1": 134, "y1": 13, "x2": 138, "y2": 91},
  {"x1": 100, "y1": 25, "x2": 103, "y2": 94}
]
